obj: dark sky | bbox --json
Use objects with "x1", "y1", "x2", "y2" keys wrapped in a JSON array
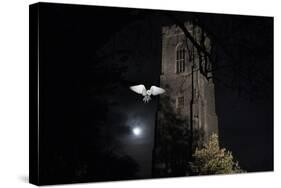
[
  {"x1": 95, "y1": 6, "x2": 273, "y2": 175},
  {"x1": 36, "y1": 2, "x2": 273, "y2": 184}
]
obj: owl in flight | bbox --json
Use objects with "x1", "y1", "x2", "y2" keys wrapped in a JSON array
[{"x1": 130, "y1": 84, "x2": 165, "y2": 103}]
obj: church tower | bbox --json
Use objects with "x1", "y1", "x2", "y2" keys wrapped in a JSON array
[{"x1": 153, "y1": 22, "x2": 218, "y2": 177}]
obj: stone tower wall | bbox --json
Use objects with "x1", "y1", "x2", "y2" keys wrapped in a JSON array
[{"x1": 153, "y1": 22, "x2": 218, "y2": 177}]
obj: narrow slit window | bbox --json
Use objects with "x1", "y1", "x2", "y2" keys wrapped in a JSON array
[
  {"x1": 176, "y1": 44, "x2": 186, "y2": 73},
  {"x1": 177, "y1": 96, "x2": 184, "y2": 108}
]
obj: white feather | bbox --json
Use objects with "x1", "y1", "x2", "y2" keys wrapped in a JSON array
[
  {"x1": 130, "y1": 84, "x2": 147, "y2": 96},
  {"x1": 150, "y1": 86, "x2": 165, "y2": 96}
]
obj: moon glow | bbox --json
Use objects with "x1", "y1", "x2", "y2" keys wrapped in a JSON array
[{"x1": 132, "y1": 127, "x2": 142, "y2": 136}]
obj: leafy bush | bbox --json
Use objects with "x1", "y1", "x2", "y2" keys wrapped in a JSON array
[{"x1": 189, "y1": 133, "x2": 245, "y2": 175}]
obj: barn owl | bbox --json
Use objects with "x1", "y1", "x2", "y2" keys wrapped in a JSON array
[{"x1": 130, "y1": 84, "x2": 165, "y2": 103}]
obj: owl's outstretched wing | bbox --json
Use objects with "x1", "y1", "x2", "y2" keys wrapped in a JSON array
[
  {"x1": 150, "y1": 86, "x2": 165, "y2": 96},
  {"x1": 130, "y1": 84, "x2": 146, "y2": 96}
]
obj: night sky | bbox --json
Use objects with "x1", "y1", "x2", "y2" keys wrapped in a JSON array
[{"x1": 35, "y1": 2, "x2": 273, "y2": 185}]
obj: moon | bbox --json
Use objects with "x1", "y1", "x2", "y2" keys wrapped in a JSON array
[{"x1": 132, "y1": 127, "x2": 142, "y2": 136}]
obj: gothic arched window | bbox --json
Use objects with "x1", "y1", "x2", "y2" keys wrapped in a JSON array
[{"x1": 176, "y1": 43, "x2": 186, "y2": 73}]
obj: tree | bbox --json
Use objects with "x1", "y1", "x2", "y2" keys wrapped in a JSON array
[{"x1": 189, "y1": 133, "x2": 244, "y2": 175}]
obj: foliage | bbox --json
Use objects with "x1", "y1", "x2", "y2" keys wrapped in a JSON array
[{"x1": 189, "y1": 133, "x2": 245, "y2": 175}]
